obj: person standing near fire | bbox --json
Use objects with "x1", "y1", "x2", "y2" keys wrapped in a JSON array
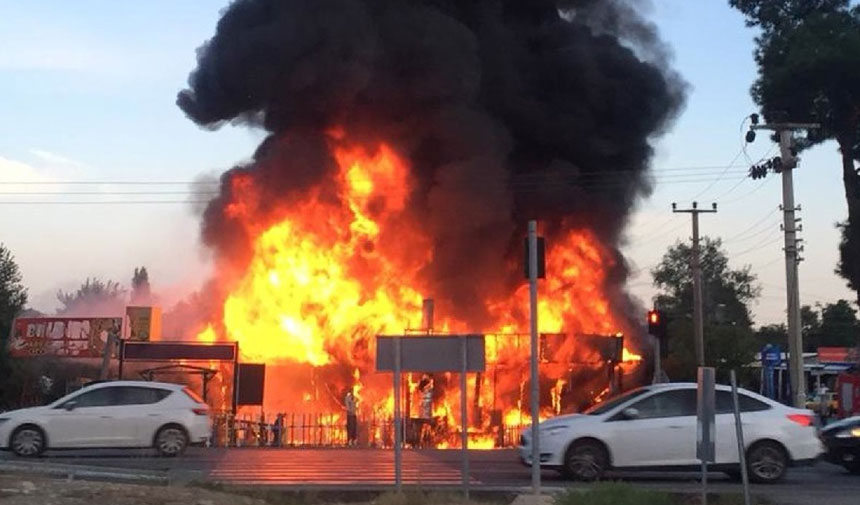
[
  {"x1": 344, "y1": 387, "x2": 358, "y2": 446},
  {"x1": 417, "y1": 374, "x2": 434, "y2": 446}
]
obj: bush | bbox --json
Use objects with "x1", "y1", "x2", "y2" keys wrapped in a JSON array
[{"x1": 554, "y1": 482, "x2": 674, "y2": 505}]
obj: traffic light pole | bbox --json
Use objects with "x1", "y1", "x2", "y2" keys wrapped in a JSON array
[
  {"x1": 528, "y1": 220, "x2": 540, "y2": 496},
  {"x1": 653, "y1": 338, "x2": 661, "y2": 384},
  {"x1": 672, "y1": 202, "x2": 717, "y2": 367},
  {"x1": 749, "y1": 122, "x2": 817, "y2": 408}
]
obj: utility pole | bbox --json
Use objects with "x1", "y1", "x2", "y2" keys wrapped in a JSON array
[
  {"x1": 748, "y1": 120, "x2": 818, "y2": 408},
  {"x1": 672, "y1": 202, "x2": 717, "y2": 367}
]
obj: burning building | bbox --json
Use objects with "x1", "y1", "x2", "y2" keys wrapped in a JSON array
[{"x1": 174, "y1": 0, "x2": 685, "y2": 445}]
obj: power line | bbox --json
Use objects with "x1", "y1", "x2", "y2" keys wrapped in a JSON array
[
  {"x1": 0, "y1": 181, "x2": 220, "y2": 185},
  {"x1": 731, "y1": 234, "x2": 783, "y2": 258},
  {"x1": 0, "y1": 191, "x2": 219, "y2": 196},
  {"x1": 726, "y1": 220, "x2": 782, "y2": 244},
  {"x1": 0, "y1": 200, "x2": 209, "y2": 205},
  {"x1": 723, "y1": 206, "x2": 780, "y2": 242}
]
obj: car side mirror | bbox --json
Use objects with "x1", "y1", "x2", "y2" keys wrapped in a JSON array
[
  {"x1": 64, "y1": 401, "x2": 78, "y2": 411},
  {"x1": 621, "y1": 407, "x2": 640, "y2": 420}
]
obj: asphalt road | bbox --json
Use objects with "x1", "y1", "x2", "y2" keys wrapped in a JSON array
[{"x1": 2, "y1": 448, "x2": 859, "y2": 504}]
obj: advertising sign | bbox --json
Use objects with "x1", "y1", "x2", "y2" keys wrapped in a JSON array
[
  {"x1": 125, "y1": 306, "x2": 161, "y2": 341},
  {"x1": 376, "y1": 335, "x2": 485, "y2": 372},
  {"x1": 8, "y1": 317, "x2": 122, "y2": 358}
]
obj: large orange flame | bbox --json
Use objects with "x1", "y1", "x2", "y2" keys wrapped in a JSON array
[{"x1": 198, "y1": 134, "x2": 642, "y2": 446}]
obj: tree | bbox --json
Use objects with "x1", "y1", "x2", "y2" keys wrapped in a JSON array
[
  {"x1": 818, "y1": 299, "x2": 860, "y2": 347},
  {"x1": 130, "y1": 266, "x2": 152, "y2": 305},
  {"x1": 57, "y1": 278, "x2": 126, "y2": 316},
  {"x1": 0, "y1": 244, "x2": 29, "y2": 410},
  {"x1": 0, "y1": 244, "x2": 27, "y2": 347},
  {"x1": 652, "y1": 238, "x2": 762, "y2": 380},
  {"x1": 730, "y1": 0, "x2": 860, "y2": 304},
  {"x1": 652, "y1": 237, "x2": 761, "y2": 327},
  {"x1": 756, "y1": 323, "x2": 787, "y2": 348}
]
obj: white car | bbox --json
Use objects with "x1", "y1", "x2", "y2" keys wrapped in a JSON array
[
  {"x1": 520, "y1": 382, "x2": 823, "y2": 483},
  {"x1": 0, "y1": 380, "x2": 211, "y2": 457}
]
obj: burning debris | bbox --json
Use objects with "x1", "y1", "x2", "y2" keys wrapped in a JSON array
[{"x1": 175, "y1": 0, "x2": 685, "y2": 444}]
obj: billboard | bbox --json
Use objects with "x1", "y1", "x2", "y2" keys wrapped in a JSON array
[
  {"x1": 125, "y1": 306, "x2": 161, "y2": 341},
  {"x1": 8, "y1": 317, "x2": 122, "y2": 358},
  {"x1": 376, "y1": 335, "x2": 486, "y2": 372},
  {"x1": 121, "y1": 341, "x2": 238, "y2": 361}
]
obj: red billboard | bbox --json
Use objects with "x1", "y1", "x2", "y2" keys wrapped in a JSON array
[{"x1": 8, "y1": 317, "x2": 122, "y2": 358}]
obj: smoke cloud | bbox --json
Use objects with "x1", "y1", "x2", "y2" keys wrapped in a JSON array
[{"x1": 178, "y1": 0, "x2": 685, "y2": 327}]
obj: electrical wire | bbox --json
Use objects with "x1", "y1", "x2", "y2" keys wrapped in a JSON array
[
  {"x1": 723, "y1": 206, "x2": 780, "y2": 242},
  {"x1": 730, "y1": 235, "x2": 783, "y2": 258},
  {"x1": 0, "y1": 200, "x2": 209, "y2": 205}
]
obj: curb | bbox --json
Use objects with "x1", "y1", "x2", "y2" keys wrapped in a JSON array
[{"x1": 0, "y1": 461, "x2": 170, "y2": 485}]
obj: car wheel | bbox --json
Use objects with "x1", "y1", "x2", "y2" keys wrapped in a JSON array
[
  {"x1": 10, "y1": 425, "x2": 46, "y2": 457},
  {"x1": 746, "y1": 441, "x2": 788, "y2": 483},
  {"x1": 563, "y1": 439, "x2": 608, "y2": 481},
  {"x1": 155, "y1": 425, "x2": 188, "y2": 457}
]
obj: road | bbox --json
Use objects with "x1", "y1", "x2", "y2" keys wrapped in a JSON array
[{"x1": 2, "y1": 448, "x2": 859, "y2": 504}]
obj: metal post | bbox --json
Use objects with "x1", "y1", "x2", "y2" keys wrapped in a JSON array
[
  {"x1": 730, "y1": 371, "x2": 752, "y2": 505},
  {"x1": 528, "y1": 220, "x2": 540, "y2": 495},
  {"x1": 117, "y1": 339, "x2": 124, "y2": 380},
  {"x1": 460, "y1": 336, "x2": 469, "y2": 498},
  {"x1": 780, "y1": 129, "x2": 806, "y2": 408},
  {"x1": 653, "y1": 338, "x2": 661, "y2": 384},
  {"x1": 394, "y1": 336, "x2": 402, "y2": 492}
]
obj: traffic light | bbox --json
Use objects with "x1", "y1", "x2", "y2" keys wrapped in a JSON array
[{"x1": 647, "y1": 309, "x2": 669, "y2": 358}]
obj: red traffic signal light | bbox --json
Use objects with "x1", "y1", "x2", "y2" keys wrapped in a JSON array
[
  {"x1": 648, "y1": 309, "x2": 669, "y2": 358},
  {"x1": 647, "y1": 309, "x2": 667, "y2": 337},
  {"x1": 648, "y1": 310, "x2": 660, "y2": 325}
]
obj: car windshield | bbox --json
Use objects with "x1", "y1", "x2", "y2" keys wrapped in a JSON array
[{"x1": 584, "y1": 387, "x2": 650, "y2": 415}]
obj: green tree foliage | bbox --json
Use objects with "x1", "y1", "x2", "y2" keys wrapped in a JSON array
[
  {"x1": 0, "y1": 244, "x2": 29, "y2": 410},
  {"x1": 817, "y1": 299, "x2": 859, "y2": 348},
  {"x1": 130, "y1": 266, "x2": 152, "y2": 304},
  {"x1": 56, "y1": 278, "x2": 126, "y2": 316},
  {"x1": 0, "y1": 244, "x2": 27, "y2": 345},
  {"x1": 652, "y1": 237, "x2": 760, "y2": 326},
  {"x1": 652, "y1": 238, "x2": 761, "y2": 381},
  {"x1": 730, "y1": 0, "x2": 860, "y2": 303},
  {"x1": 757, "y1": 301, "x2": 860, "y2": 351}
]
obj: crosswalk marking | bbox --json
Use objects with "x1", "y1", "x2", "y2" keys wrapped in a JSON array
[{"x1": 208, "y1": 449, "x2": 481, "y2": 485}]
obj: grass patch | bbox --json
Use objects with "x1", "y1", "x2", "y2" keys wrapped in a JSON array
[
  {"x1": 374, "y1": 490, "x2": 490, "y2": 505},
  {"x1": 554, "y1": 482, "x2": 675, "y2": 505}
]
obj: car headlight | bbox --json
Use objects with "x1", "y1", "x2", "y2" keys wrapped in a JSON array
[
  {"x1": 540, "y1": 425, "x2": 570, "y2": 436},
  {"x1": 835, "y1": 427, "x2": 860, "y2": 439}
]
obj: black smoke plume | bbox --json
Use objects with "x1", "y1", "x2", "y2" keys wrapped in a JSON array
[{"x1": 178, "y1": 0, "x2": 685, "y2": 328}]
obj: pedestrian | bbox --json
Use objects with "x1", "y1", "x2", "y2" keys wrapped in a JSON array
[
  {"x1": 344, "y1": 387, "x2": 358, "y2": 446},
  {"x1": 417, "y1": 374, "x2": 434, "y2": 447},
  {"x1": 272, "y1": 413, "x2": 284, "y2": 447}
]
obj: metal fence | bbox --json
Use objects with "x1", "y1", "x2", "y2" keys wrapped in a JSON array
[{"x1": 210, "y1": 411, "x2": 524, "y2": 448}]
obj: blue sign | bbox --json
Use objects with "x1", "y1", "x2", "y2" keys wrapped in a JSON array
[
  {"x1": 761, "y1": 344, "x2": 782, "y2": 400},
  {"x1": 762, "y1": 344, "x2": 782, "y2": 366}
]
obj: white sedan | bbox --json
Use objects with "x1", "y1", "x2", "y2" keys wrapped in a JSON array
[
  {"x1": 520, "y1": 382, "x2": 823, "y2": 483},
  {"x1": 0, "y1": 380, "x2": 211, "y2": 457}
]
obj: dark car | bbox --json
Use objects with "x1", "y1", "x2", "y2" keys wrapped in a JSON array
[{"x1": 821, "y1": 416, "x2": 860, "y2": 474}]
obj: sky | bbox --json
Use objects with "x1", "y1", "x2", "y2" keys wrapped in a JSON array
[{"x1": 0, "y1": 0, "x2": 854, "y2": 327}]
